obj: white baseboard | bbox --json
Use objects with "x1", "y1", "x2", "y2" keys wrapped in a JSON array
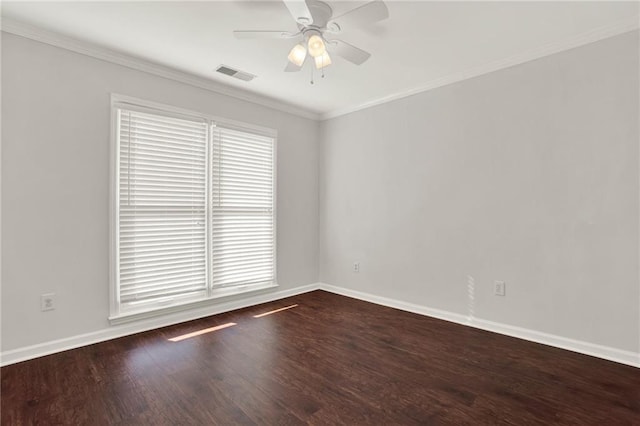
[
  {"x1": 3, "y1": 281, "x2": 638, "y2": 369},
  {"x1": 319, "y1": 283, "x2": 640, "y2": 368},
  {"x1": 0, "y1": 282, "x2": 321, "y2": 366}
]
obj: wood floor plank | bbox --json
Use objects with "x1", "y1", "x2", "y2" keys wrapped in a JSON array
[{"x1": 2, "y1": 290, "x2": 639, "y2": 425}]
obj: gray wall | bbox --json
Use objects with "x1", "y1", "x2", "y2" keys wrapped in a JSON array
[
  {"x1": 319, "y1": 31, "x2": 640, "y2": 352},
  {"x1": 1, "y1": 33, "x2": 319, "y2": 351},
  {"x1": 3, "y1": 29, "x2": 639, "y2": 358}
]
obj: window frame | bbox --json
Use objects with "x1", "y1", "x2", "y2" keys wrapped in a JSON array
[{"x1": 109, "y1": 94, "x2": 278, "y2": 323}]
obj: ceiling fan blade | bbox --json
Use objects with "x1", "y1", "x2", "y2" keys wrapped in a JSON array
[
  {"x1": 284, "y1": 61, "x2": 303, "y2": 72},
  {"x1": 282, "y1": 0, "x2": 314, "y2": 25},
  {"x1": 328, "y1": 40, "x2": 371, "y2": 65},
  {"x1": 233, "y1": 30, "x2": 297, "y2": 39},
  {"x1": 327, "y1": 0, "x2": 389, "y2": 32}
]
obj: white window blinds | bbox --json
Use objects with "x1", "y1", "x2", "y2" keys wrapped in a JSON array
[
  {"x1": 211, "y1": 126, "x2": 275, "y2": 289},
  {"x1": 114, "y1": 101, "x2": 276, "y2": 317},
  {"x1": 118, "y1": 109, "x2": 209, "y2": 309}
]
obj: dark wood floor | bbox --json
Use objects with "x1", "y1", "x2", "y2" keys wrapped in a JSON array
[{"x1": 2, "y1": 290, "x2": 639, "y2": 425}]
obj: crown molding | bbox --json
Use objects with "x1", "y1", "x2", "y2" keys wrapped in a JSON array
[
  {"x1": 2, "y1": 15, "x2": 638, "y2": 123},
  {"x1": 0, "y1": 17, "x2": 322, "y2": 121},
  {"x1": 320, "y1": 15, "x2": 640, "y2": 120}
]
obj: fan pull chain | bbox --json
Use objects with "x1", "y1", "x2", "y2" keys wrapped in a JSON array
[
  {"x1": 310, "y1": 63, "x2": 314, "y2": 85},
  {"x1": 321, "y1": 56, "x2": 325, "y2": 78}
]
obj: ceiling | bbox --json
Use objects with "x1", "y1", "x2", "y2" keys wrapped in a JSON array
[{"x1": 2, "y1": 1, "x2": 638, "y2": 119}]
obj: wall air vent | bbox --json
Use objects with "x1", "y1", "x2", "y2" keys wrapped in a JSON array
[{"x1": 215, "y1": 65, "x2": 256, "y2": 82}]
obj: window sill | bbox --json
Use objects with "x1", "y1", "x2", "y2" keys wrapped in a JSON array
[{"x1": 108, "y1": 282, "x2": 278, "y2": 325}]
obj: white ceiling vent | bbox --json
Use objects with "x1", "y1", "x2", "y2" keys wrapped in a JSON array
[{"x1": 215, "y1": 65, "x2": 256, "y2": 82}]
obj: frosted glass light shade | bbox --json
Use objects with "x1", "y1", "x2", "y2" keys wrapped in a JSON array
[
  {"x1": 314, "y1": 51, "x2": 332, "y2": 69},
  {"x1": 307, "y1": 35, "x2": 326, "y2": 58},
  {"x1": 287, "y1": 44, "x2": 307, "y2": 67}
]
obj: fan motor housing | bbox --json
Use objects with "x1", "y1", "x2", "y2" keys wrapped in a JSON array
[{"x1": 305, "y1": 0, "x2": 333, "y2": 29}]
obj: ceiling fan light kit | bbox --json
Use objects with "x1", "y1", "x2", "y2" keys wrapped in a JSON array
[
  {"x1": 315, "y1": 51, "x2": 332, "y2": 69},
  {"x1": 233, "y1": 0, "x2": 389, "y2": 81},
  {"x1": 307, "y1": 34, "x2": 326, "y2": 58},
  {"x1": 287, "y1": 43, "x2": 307, "y2": 67}
]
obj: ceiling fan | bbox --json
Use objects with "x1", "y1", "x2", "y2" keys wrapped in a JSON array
[{"x1": 233, "y1": 0, "x2": 389, "y2": 73}]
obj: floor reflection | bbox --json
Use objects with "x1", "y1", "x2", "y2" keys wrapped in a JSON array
[
  {"x1": 168, "y1": 322, "x2": 237, "y2": 342},
  {"x1": 253, "y1": 304, "x2": 298, "y2": 318}
]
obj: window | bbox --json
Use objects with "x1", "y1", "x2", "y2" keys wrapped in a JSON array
[{"x1": 111, "y1": 97, "x2": 276, "y2": 320}]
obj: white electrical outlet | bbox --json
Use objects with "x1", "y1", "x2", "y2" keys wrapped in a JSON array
[
  {"x1": 353, "y1": 262, "x2": 360, "y2": 273},
  {"x1": 41, "y1": 293, "x2": 56, "y2": 311},
  {"x1": 494, "y1": 281, "x2": 506, "y2": 296}
]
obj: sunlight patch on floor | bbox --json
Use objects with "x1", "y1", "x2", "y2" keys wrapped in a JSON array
[
  {"x1": 168, "y1": 322, "x2": 237, "y2": 342},
  {"x1": 253, "y1": 304, "x2": 298, "y2": 318}
]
